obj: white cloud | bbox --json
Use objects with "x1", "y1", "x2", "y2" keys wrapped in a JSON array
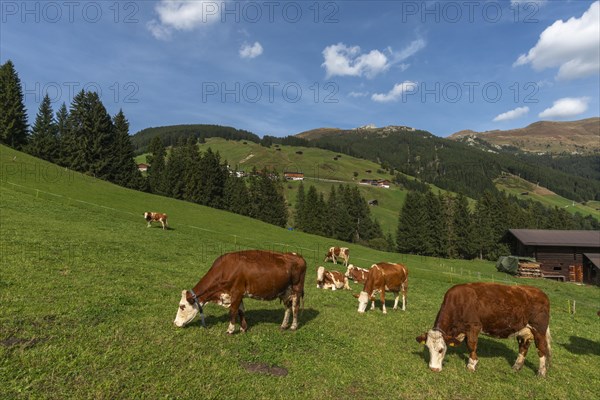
[
  {"x1": 538, "y1": 97, "x2": 590, "y2": 119},
  {"x1": 322, "y1": 43, "x2": 389, "y2": 78},
  {"x1": 148, "y1": 0, "x2": 223, "y2": 39},
  {"x1": 322, "y1": 39, "x2": 425, "y2": 79},
  {"x1": 514, "y1": 1, "x2": 600, "y2": 80},
  {"x1": 371, "y1": 81, "x2": 418, "y2": 103},
  {"x1": 493, "y1": 106, "x2": 529, "y2": 122},
  {"x1": 239, "y1": 42, "x2": 263, "y2": 59}
]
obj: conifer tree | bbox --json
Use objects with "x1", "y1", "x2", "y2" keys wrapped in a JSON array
[
  {"x1": 294, "y1": 182, "x2": 306, "y2": 230},
  {"x1": 55, "y1": 102, "x2": 69, "y2": 166},
  {"x1": 28, "y1": 94, "x2": 59, "y2": 162},
  {"x1": 397, "y1": 191, "x2": 429, "y2": 254},
  {"x1": 454, "y1": 193, "x2": 473, "y2": 258},
  {"x1": 224, "y1": 174, "x2": 251, "y2": 216},
  {"x1": 111, "y1": 109, "x2": 144, "y2": 189},
  {"x1": 147, "y1": 136, "x2": 167, "y2": 195},
  {"x1": 163, "y1": 138, "x2": 187, "y2": 199},
  {"x1": 182, "y1": 137, "x2": 202, "y2": 202},
  {"x1": 0, "y1": 60, "x2": 29, "y2": 149},
  {"x1": 198, "y1": 148, "x2": 227, "y2": 208}
]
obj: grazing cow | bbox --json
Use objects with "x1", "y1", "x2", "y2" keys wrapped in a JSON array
[
  {"x1": 174, "y1": 250, "x2": 307, "y2": 334},
  {"x1": 144, "y1": 212, "x2": 168, "y2": 230},
  {"x1": 324, "y1": 246, "x2": 350, "y2": 267},
  {"x1": 345, "y1": 264, "x2": 369, "y2": 284},
  {"x1": 355, "y1": 262, "x2": 408, "y2": 313},
  {"x1": 416, "y1": 283, "x2": 551, "y2": 377},
  {"x1": 316, "y1": 266, "x2": 350, "y2": 290}
]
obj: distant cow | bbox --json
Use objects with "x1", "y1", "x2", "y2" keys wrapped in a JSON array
[
  {"x1": 144, "y1": 212, "x2": 168, "y2": 230},
  {"x1": 355, "y1": 262, "x2": 408, "y2": 313},
  {"x1": 317, "y1": 266, "x2": 350, "y2": 290},
  {"x1": 324, "y1": 247, "x2": 350, "y2": 267},
  {"x1": 345, "y1": 264, "x2": 369, "y2": 284},
  {"x1": 174, "y1": 250, "x2": 307, "y2": 334},
  {"x1": 416, "y1": 283, "x2": 551, "y2": 377}
]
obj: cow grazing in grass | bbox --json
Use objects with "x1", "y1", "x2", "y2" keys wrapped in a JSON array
[
  {"x1": 144, "y1": 212, "x2": 168, "y2": 230},
  {"x1": 174, "y1": 250, "x2": 307, "y2": 334},
  {"x1": 324, "y1": 246, "x2": 350, "y2": 267},
  {"x1": 355, "y1": 262, "x2": 408, "y2": 313},
  {"x1": 316, "y1": 266, "x2": 350, "y2": 290},
  {"x1": 345, "y1": 264, "x2": 369, "y2": 284},
  {"x1": 416, "y1": 282, "x2": 551, "y2": 377}
]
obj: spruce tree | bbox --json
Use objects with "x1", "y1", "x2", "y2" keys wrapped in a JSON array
[
  {"x1": 28, "y1": 94, "x2": 59, "y2": 162},
  {"x1": 55, "y1": 103, "x2": 69, "y2": 166},
  {"x1": 0, "y1": 60, "x2": 28, "y2": 149},
  {"x1": 198, "y1": 148, "x2": 227, "y2": 208},
  {"x1": 397, "y1": 191, "x2": 429, "y2": 254},
  {"x1": 147, "y1": 136, "x2": 167, "y2": 195},
  {"x1": 183, "y1": 137, "x2": 202, "y2": 203},
  {"x1": 454, "y1": 193, "x2": 474, "y2": 259},
  {"x1": 294, "y1": 182, "x2": 306, "y2": 230},
  {"x1": 163, "y1": 139, "x2": 187, "y2": 199},
  {"x1": 111, "y1": 109, "x2": 144, "y2": 189},
  {"x1": 224, "y1": 175, "x2": 251, "y2": 216}
]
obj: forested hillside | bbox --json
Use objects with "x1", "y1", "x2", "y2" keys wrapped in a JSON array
[
  {"x1": 299, "y1": 127, "x2": 600, "y2": 202},
  {"x1": 131, "y1": 124, "x2": 260, "y2": 154}
]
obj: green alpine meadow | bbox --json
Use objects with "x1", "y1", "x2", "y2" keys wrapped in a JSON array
[{"x1": 1, "y1": 145, "x2": 598, "y2": 399}]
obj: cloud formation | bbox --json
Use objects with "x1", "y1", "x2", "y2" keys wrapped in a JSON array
[
  {"x1": 239, "y1": 42, "x2": 263, "y2": 59},
  {"x1": 322, "y1": 39, "x2": 425, "y2": 79},
  {"x1": 371, "y1": 81, "x2": 418, "y2": 103},
  {"x1": 148, "y1": 0, "x2": 223, "y2": 40},
  {"x1": 514, "y1": 1, "x2": 599, "y2": 80},
  {"x1": 493, "y1": 106, "x2": 529, "y2": 122},
  {"x1": 538, "y1": 97, "x2": 590, "y2": 119}
]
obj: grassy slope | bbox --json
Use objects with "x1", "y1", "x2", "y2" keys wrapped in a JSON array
[
  {"x1": 3, "y1": 145, "x2": 599, "y2": 399},
  {"x1": 495, "y1": 175, "x2": 600, "y2": 219},
  {"x1": 136, "y1": 138, "x2": 456, "y2": 234}
]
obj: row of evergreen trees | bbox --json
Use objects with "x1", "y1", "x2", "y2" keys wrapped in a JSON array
[
  {"x1": 0, "y1": 60, "x2": 143, "y2": 190},
  {"x1": 397, "y1": 188, "x2": 600, "y2": 260},
  {"x1": 145, "y1": 136, "x2": 288, "y2": 227},
  {"x1": 294, "y1": 183, "x2": 391, "y2": 249}
]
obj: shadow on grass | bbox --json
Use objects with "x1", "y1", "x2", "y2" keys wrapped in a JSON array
[
  {"x1": 189, "y1": 307, "x2": 320, "y2": 331},
  {"x1": 411, "y1": 336, "x2": 538, "y2": 373},
  {"x1": 561, "y1": 336, "x2": 600, "y2": 356}
]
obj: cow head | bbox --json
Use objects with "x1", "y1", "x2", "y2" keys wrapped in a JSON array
[
  {"x1": 345, "y1": 264, "x2": 354, "y2": 278},
  {"x1": 144, "y1": 212, "x2": 152, "y2": 221},
  {"x1": 356, "y1": 291, "x2": 370, "y2": 313},
  {"x1": 417, "y1": 330, "x2": 447, "y2": 372},
  {"x1": 174, "y1": 290, "x2": 200, "y2": 327}
]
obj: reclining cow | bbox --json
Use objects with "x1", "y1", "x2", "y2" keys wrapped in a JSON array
[
  {"x1": 324, "y1": 246, "x2": 350, "y2": 267},
  {"x1": 345, "y1": 264, "x2": 369, "y2": 284},
  {"x1": 144, "y1": 211, "x2": 168, "y2": 230},
  {"x1": 355, "y1": 262, "x2": 408, "y2": 313},
  {"x1": 416, "y1": 282, "x2": 551, "y2": 377},
  {"x1": 174, "y1": 250, "x2": 307, "y2": 334},
  {"x1": 317, "y1": 266, "x2": 350, "y2": 290}
]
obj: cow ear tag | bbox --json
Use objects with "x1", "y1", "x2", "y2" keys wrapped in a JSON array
[
  {"x1": 420, "y1": 340, "x2": 425, "y2": 345},
  {"x1": 449, "y1": 342, "x2": 455, "y2": 347}
]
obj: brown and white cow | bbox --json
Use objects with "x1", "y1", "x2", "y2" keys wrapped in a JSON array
[
  {"x1": 174, "y1": 250, "x2": 307, "y2": 334},
  {"x1": 144, "y1": 212, "x2": 168, "y2": 230},
  {"x1": 416, "y1": 283, "x2": 551, "y2": 377},
  {"x1": 345, "y1": 264, "x2": 369, "y2": 284},
  {"x1": 324, "y1": 246, "x2": 350, "y2": 267},
  {"x1": 355, "y1": 262, "x2": 408, "y2": 313},
  {"x1": 316, "y1": 266, "x2": 350, "y2": 290}
]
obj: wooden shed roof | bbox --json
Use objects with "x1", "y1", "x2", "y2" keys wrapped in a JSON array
[
  {"x1": 508, "y1": 229, "x2": 600, "y2": 247},
  {"x1": 583, "y1": 253, "x2": 600, "y2": 269}
]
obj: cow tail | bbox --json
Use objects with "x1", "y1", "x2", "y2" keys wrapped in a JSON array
[{"x1": 546, "y1": 326, "x2": 552, "y2": 366}]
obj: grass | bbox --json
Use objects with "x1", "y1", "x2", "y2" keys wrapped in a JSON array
[
  {"x1": 136, "y1": 138, "x2": 459, "y2": 234},
  {"x1": 495, "y1": 175, "x2": 600, "y2": 219},
  {"x1": 2, "y1": 145, "x2": 599, "y2": 399}
]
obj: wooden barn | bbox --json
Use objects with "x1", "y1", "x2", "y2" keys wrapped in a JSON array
[{"x1": 506, "y1": 229, "x2": 600, "y2": 285}]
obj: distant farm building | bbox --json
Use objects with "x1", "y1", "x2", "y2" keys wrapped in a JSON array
[
  {"x1": 137, "y1": 163, "x2": 149, "y2": 172},
  {"x1": 506, "y1": 229, "x2": 600, "y2": 285},
  {"x1": 359, "y1": 179, "x2": 391, "y2": 189},
  {"x1": 284, "y1": 172, "x2": 304, "y2": 181}
]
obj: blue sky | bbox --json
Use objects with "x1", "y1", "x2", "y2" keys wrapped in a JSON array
[{"x1": 1, "y1": 0, "x2": 599, "y2": 137}]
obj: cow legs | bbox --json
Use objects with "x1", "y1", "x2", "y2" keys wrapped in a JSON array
[
  {"x1": 280, "y1": 294, "x2": 299, "y2": 331},
  {"x1": 532, "y1": 328, "x2": 550, "y2": 377},
  {"x1": 147, "y1": 222, "x2": 151, "y2": 228},
  {"x1": 238, "y1": 301, "x2": 248, "y2": 333},
  {"x1": 227, "y1": 297, "x2": 243, "y2": 334},
  {"x1": 290, "y1": 294, "x2": 300, "y2": 331},
  {"x1": 161, "y1": 220, "x2": 166, "y2": 230},
  {"x1": 380, "y1": 290, "x2": 387, "y2": 314},
  {"x1": 393, "y1": 291, "x2": 400, "y2": 310},
  {"x1": 466, "y1": 329, "x2": 480, "y2": 372},
  {"x1": 513, "y1": 327, "x2": 534, "y2": 371}
]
